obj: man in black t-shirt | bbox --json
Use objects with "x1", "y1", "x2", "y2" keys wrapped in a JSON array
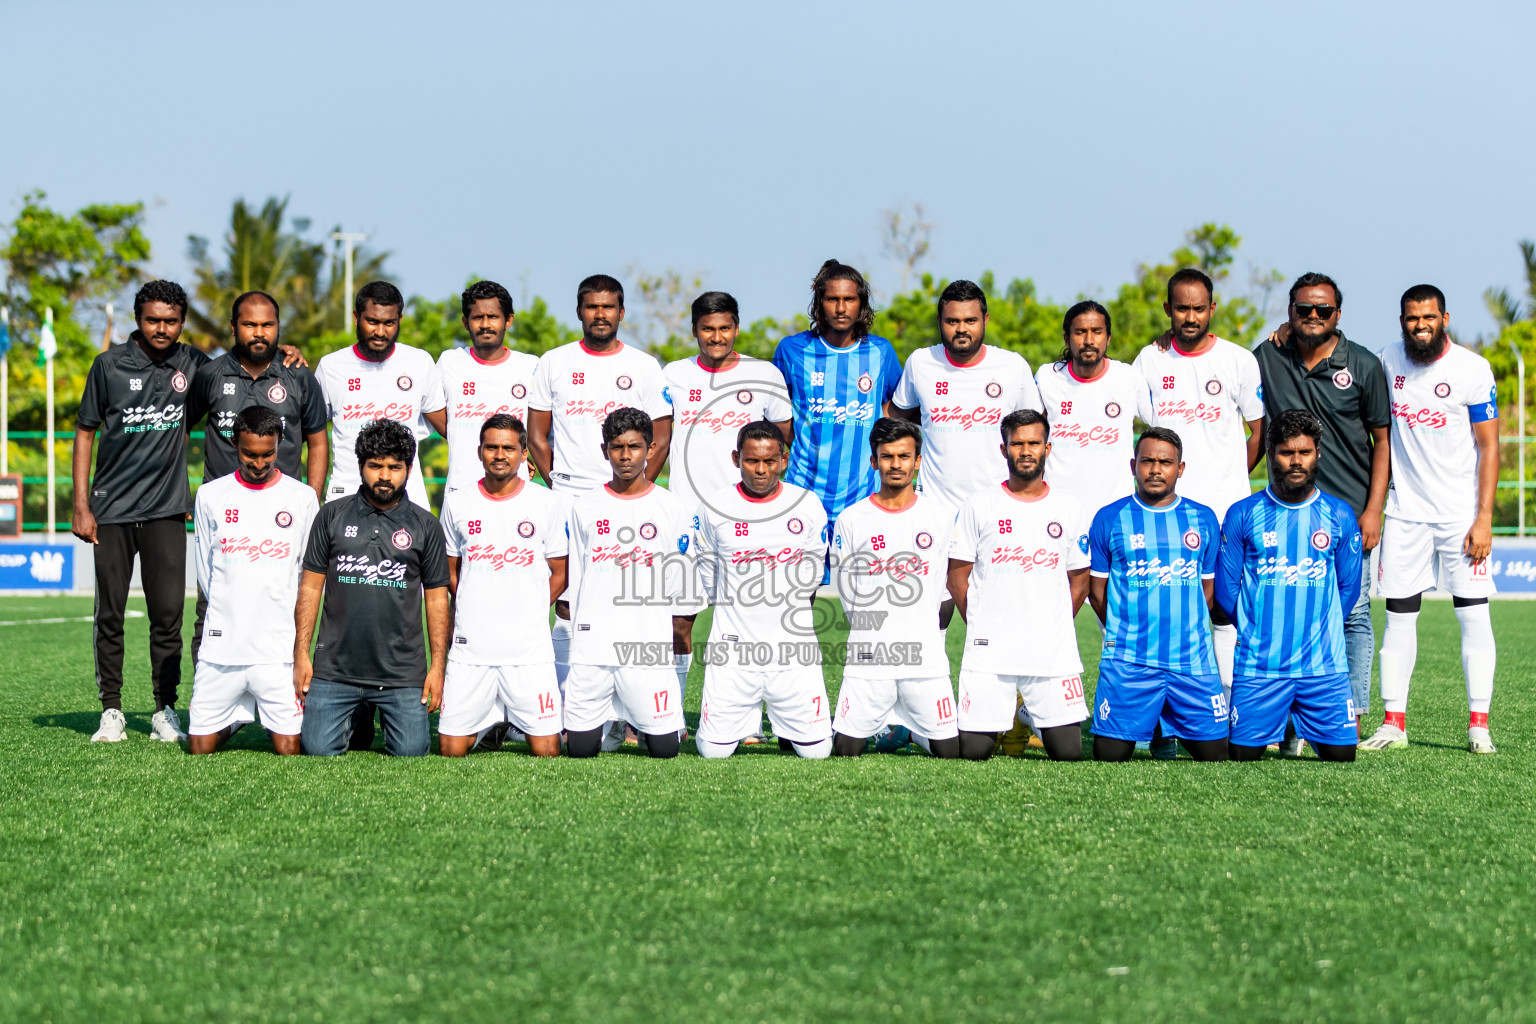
[{"x1": 294, "y1": 418, "x2": 449, "y2": 757}]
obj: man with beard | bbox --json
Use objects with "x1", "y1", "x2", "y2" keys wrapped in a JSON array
[
  {"x1": 314, "y1": 281, "x2": 447, "y2": 510},
  {"x1": 1253, "y1": 273, "x2": 1390, "y2": 744},
  {"x1": 1215, "y1": 411, "x2": 1362, "y2": 763},
  {"x1": 947, "y1": 409, "x2": 1092, "y2": 762},
  {"x1": 1363, "y1": 285, "x2": 1500, "y2": 754},
  {"x1": 294, "y1": 419, "x2": 450, "y2": 757}
]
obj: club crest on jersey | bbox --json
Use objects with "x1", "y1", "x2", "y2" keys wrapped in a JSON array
[
  {"x1": 857, "y1": 373, "x2": 874, "y2": 394},
  {"x1": 1434, "y1": 381, "x2": 1451, "y2": 398},
  {"x1": 511, "y1": 383, "x2": 527, "y2": 399},
  {"x1": 986, "y1": 381, "x2": 1003, "y2": 399},
  {"x1": 171, "y1": 371, "x2": 189, "y2": 393},
  {"x1": 1105, "y1": 401, "x2": 1122, "y2": 418},
  {"x1": 1204, "y1": 379, "x2": 1222, "y2": 396},
  {"x1": 677, "y1": 535, "x2": 689, "y2": 554},
  {"x1": 1311, "y1": 529, "x2": 1331, "y2": 551},
  {"x1": 1183, "y1": 529, "x2": 1201, "y2": 550},
  {"x1": 736, "y1": 389, "x2": 754, "y2": 404},
  {"x1": 391, "y1": 528, "x2": 413, "y2": 550},
  {"x1": 396, "y1": 375, "x2": 413, "y2": 392},
  {"x1": 916, "y1": 531, "x2": 933, "y2": 549},
  {"x1": 639, "y1": 522, "x2": 657, "y2": 540},
  {"x1": 267, "y1": 382, "x2": 287, "y2": 403},
  {"x1": 1332, "y1": 369, "x2": 1353, "y2": 390},
  {"x1": 787, "y1": 517, "x2": 805, "y2": 534},
  {"x1": 518, "y1": 520, "x2": 536, "y2": 538},
  {"x1": 1046, "y1": 521, "x2": 1063, "y2": 539},
  {"x1": 616, "y1": 375, "x2": 634, "y2": 391},
  {"x1": 275, "y1": 510, "x2": 293, "y2": 528}
]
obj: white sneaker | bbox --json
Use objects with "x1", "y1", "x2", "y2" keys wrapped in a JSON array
[
  {"x1": 1468, "y1": 727, "x2": 1498, "y2": 754},
  {"x1": 150, "y1": 706, "x2": 187, "y2": 743},
  {"x1": 1358, "y1": 723, "x2": 1408, "y2": 751},
  {"x1": 91, "y1": 708, "x2": 127, "y2": 743},
  {"x1": 1279, "y1": 736, "x2": 1308, "y2": 758},
  {"x1": 600, "y1": 720, "x2": 626, "y2": 753}
]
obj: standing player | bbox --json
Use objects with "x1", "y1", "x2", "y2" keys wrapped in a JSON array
[
  {"x1": 1036, "y1": 300, "x2": 1154, "y2": 518},
  {"x1": 434, "y1": 280, "x2": 539, "y2": 496},
  {"x1": 891, "y1": 279, "x2": 1042, "y2": 508},
  {"x1": 1215, "y1": 410, "x2": 1362, "y2": 762},
  {"x1": 948, "y1": 409, "x2": 1092, "y2": 761},
  {"x1": 314, "y1": 281, "x2": 446, "y2": 510},
  {"x1": 1088, "y1": 427, "x2": 1227, "y2": 762},
  {"x1": 437, "y1": 414, "x2": 568, "y2": 757},
  {"x1": 188, "y1": 407, "x2": 319, "y2": 754},
  {"x1": 1132, "y1": 268, "x2": 1265, "y2": 696},
  {"x1": 694, "y1": 421, "x2": 832, "y2": 758},
  {"x1": 830, "y1": 418, "x2": 960, "y2": 758},
  {"x1": 1363, "y1": 285, "x2": 1500, "y2": 754},
  {"x1": 563, "y1": 408, "x2": 690, "y2": 759}
]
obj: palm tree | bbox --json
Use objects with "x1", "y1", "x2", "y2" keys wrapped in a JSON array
[{"x1": 1484, "y1": 240, "x2": 1536, "y2": 328}]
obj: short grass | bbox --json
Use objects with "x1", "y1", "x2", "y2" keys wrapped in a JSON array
[{"x1": 2, "y1": 596, "x2": 1535, "y2": 1023}]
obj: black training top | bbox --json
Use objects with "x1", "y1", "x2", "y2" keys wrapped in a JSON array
[
  {"x1": 75, "y1": 333, "x2": 210, "y2": 525},
  {"x1": 1252, "y1": 330, "x2": 1391, "y2": 518},
  {"x1": 188, "y1": 353, "x2": 327, "y2": 482},
  {"x1": 302, "y1": 490, "x2": 449, "y2": 687}
]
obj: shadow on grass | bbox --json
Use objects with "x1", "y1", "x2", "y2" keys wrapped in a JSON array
[{"x1": 33, "y1": 710, "x2": 157, "y2": 737}]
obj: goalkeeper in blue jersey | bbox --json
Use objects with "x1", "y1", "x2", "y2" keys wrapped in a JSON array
[
  {"x1": 1088, "y1": 427, "x2": 1228, "y2": 761},
  {"x1": 1215, "y1": 410, "x2": 1362, "y2": 762}
]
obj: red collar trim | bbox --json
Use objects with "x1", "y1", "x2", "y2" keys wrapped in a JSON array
[
  {"x1": 579, "y1": 340, "x2": 624, "y2": 357},
  {"x1": 737, "y1": 482, "x2": 783, "y2": 504},
  {"x1": 868, "y1": 494, "x2": 917, "y2": 513},
  {"x1": 469, "y1": 346, "x2": 511, "y2": 366},
  {"x1": 1000, "y1": 481, "x2": 1050, "y2": 503},
  {"x1": 943, "y1": 344, "x2": 987, "y2": 368},
  {"x1": 235, "y1": 469, "x2": 282, "y2": 491},
  {"x1": 478, "y1": 478, "x2": 525, "y2": 501},
  {"x1": 696, "y1": 352, "x2": 740, "y2": 374},
  {"x1": 604, "y1": 481, "x2": 654, "y2": 500},
  {"x1": 1170, "y1": 334, "x2": 1215, "y2": 357},
  {"x1": 1067, "y1": 361, "x2": 1108, "y2": 383}
]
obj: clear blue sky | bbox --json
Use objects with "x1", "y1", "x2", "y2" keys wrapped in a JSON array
[{"x1": 5, "y1": 0, "x2": 1534, "y2": 346}]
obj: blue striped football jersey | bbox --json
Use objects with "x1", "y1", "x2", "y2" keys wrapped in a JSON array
[
  {"x1": 1089, "y1": 494, "x2": 1220, "y2": 673},
  {"x1": 1214, "y1": 487, "x2": 1364, "y2": 679},
  {"x1": 772, "y1": 330, "x2": 901, "y2": 519}
]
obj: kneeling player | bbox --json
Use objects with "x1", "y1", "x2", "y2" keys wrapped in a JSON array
[
  {"x1": 1088, "y1": 428, "x2": 1227, "y2": 761},
  {"x1": 189, "y1": 407, "x2": 319, "y2": 754},
  {"x1": 438, "y1": 414, "x2": 568, "y2": 757},
  {"x1": 1215, "y1": 410, "x2": 1361, "y2": 762},
  {"x1": 831, "y1": 418, "x2": 959, "y2": 757},
  {"x1": 695, "y1": 421, "x2": 833, "y2": 758},
  {"x1": 949, "y1": 409, "x2": 1091, "y2": 761},
  {"x1": 564, "y1": 408, "x2": 691, "y2": 758}
]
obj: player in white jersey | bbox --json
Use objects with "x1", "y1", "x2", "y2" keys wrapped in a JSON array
[
  {"x1": 315, "y1": 281, "x2": 446, "y2": 510},
  {"x1": 830, "y1": 418, "x2": 960, "y2": 758},
  {"x1": 433, "y1": 281, "x2": 538, "y2": 495},
  {"x1": 563, "y1": 408, "x2": 693, "y2": 758},
  {"x1": 694, "y1": 421, "x2": 833, "y2": 758},
  {"x1": 438, "y1": 414, "x2": 569, "y2": 757},
  {"x1": 1036, "y1": 300, "x2": 1154, "y2": 519},
  {"x1": 948, "y1": 409, "x2": 1092, "y2": 761},
  {"x1": 1363, "y1": 284, "x2": 1501, "y2": 755},
  {"x1": 892, "y1": 279, "x2": 1042, "y2": 509},
  {"x1": 1131, "y1": 268, "x2": 1264, "y2": 697},
  {"x1": 188, "y1": 407, "x2": 319, "y2": 754}
]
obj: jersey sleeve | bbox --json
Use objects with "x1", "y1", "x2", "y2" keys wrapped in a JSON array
[
  {"x1": 1467, "y1": 358, "x2": 1499, "y2": 423},
  {"x1": 950, "y1": 500, "x2": 980, "y2": 563},
  {"x1": 1213, "y1": 503, "x2": 1246, "y2": 621},
  {"x1": 639, "y1": 358, "x2": 671, "y2": 420},
  {"x1": 316, "y1": 360, "x2": 339, "y2": 422},
  {"x1": 544, "y1": 495, "x2": 570, "y2": 560},
  {"x1": 1132, "y1": 372, "x2": 1156, "y2": 426},
  {"x1": 878, "y1": 339, "x2": 900, "y2": 405},
  {"x1": 892, "y1": 355, "x2": 919, "y2": 410},
  {"x1": 693, "y1": 512, "x2": 718, "y2": 603},
  {"x1": 1359, "y1": 354, "x2": 1391, "y2": 430},
  {"x1": 1130, "y1": 348, "x2": 1158, "y2": 426},
  {"x1": 1333, "y1": 502, "x2": 1364, "y2": 611},
  {"x1": 429, "y1": 354, "x2": 451, "y2": 419},
  {"x1": 761, "y1": 362, "x2": 793, "y2": 422},
  {"x1": 662, "y1": 501, "x2": 697, "y2": 601},
  {"x1": 297, "y1": 368, "x2": 329, "y2": 435},
  {"x1": 419, "y1": 517, "x2": 450, "y2": 589},
  {"x1": 439, "y1": 496, "x2": 463, "y2": 558},
  {"x1": 420, "y1": 355, "x2": 446, "y2": 416},
  {"x1": 1015, "y1": 360, "x2": 1044, "y2": 412},
  {"x1": 528, "y1": 353, "x2": 555, "y2": 412},
  {"x1": 193, "y1": 488, "x2": 216, "y2": 596},
  {"x1": 76, "y1": 357, "x2": 109, "y2": 431},
  {"x1": 1235, "y1": 350, "x2": 1265, "y2": 421},
  {"x1": 1199, "y1": 507, "x2": 1220, "y2": 578},
  {"x1": 295, "y1": 490, "x2": 321, "y2": 566},
  {"x1": 187, "y1": 363, "x2": 215, "y2": 426},
  {"x1": 302, "y1": 506, "x2": 332, "y2": 575},
  {"x1": 1065, "y1": 500, "x2": 1091, "y2": 571},
  {"x1": 1088, "y1": 506, "x2": 1114, "y2": 578}
]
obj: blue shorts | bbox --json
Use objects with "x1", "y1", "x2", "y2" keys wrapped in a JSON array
[
  {"x1": 1229, "y1": 672, "x2": 1357, "y2": 748},
  {"x1": 1092, "y1": 659, "x2": 1228, "y2": 742}
]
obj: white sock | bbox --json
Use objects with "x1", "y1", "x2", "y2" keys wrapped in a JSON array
[
  {"x1": 912, "y1": 733, "x2": 933, "y2": 755},
  {"x1": 1455, "y1": 603, "x2": 1496, "y2": 715},
  {"x1": 792, "y1": 737, "x2": 833, "y2": 759},
  {"x1": 1212, "y1": 623, "x2": 1236, "y2": 704},
  {"x1": 673, "y1": 652, "x2": 690, "y2": 707},
  {"x1": 551, "y1": 617, "x2": 572, "y2": 695},
  {"x1": 1379, "y1": 610, "x2": 1420, "y2": 715},
  {"x1": 697, "y1": 737, "x2": 738, "y2": 759}
]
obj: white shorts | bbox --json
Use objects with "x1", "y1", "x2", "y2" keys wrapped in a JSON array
[
  {"x1": 1378, "y1": 516, "x2": 1496, "y2": 599},
  {"x1": 439, "y1": 661, "x2": 562, "y2": 738},
  {"x1": 956, "y1": 669, "x2": 1088, "y2": 732},
  {"x1": 833, "y1": 674, "x2": 958, "y2": 740},
  {"x1": 564, "y1": 663, "x2": 681, "y2": 734},
  {"x1": 189, "y1": 662, "x2": 303, "y2": 736},
  {"x1": 698, "y1": 665, "x2": 831, "y2": 745}
]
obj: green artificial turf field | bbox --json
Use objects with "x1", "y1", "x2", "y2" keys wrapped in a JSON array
[{"x1": 2, "y1": 595, "x2": 1534, "y2": 1023}]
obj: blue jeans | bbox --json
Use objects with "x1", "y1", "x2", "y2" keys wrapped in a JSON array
[
  {"x1": 301, "y1": 678, "x2": 430, "y2": 757},
  {"x1": 1344, "y1": 557, "x2": 1374, "y2": 717}
]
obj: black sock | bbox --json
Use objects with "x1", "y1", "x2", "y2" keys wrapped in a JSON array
[
  {"x1": 926, "y1": 735, "x2": 961, "y2": 759},
  {"x1": 1180, "y1": 737, "x2": 1229, "y2": 762},
  {"x1": 832, "y1": 732, "x2": 867, "y2": 757},
  {"x1": 1038, "y1": 724, "x2": 1083, "y2": 762},
  {"x1": 566, "y1": 727, "x2": 603, "y2": 758},
  {"x1": 1313, "y1": 742, "x2": 1356, "y2": 763},
  {"x1": 959, "y1": 730, "x2": 996, "y2": 761},
  {"x1": 1229, "y1": 743, "x2": 1264, "y2": 762},
  {"x1": 642, "y1": 730, "x2": 679, "y2": 759},
  {"x1": 1094, "y1": 736, "x2": 1136, "y2": 762}
]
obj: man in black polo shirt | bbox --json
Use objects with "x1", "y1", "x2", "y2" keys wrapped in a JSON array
[
  {"x1": 1254, "y1": 271, "x2": 1390, "y2": 741},
  {"x1": 294, "y1": 418, "x2": 449, "y2": 757},
  {"x1": 187, "y1": 290, "x2": 328, "y2": 663}
]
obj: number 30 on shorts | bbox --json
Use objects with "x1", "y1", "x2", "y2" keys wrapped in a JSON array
[{"x1": 1061, "y1": 676, "x2": 1085, "y2": 704}]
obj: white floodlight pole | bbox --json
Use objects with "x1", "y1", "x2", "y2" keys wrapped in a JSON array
[
  {"x1": 45, "y1": 307, "x2": 55, "y2": 538},
  {"x1": 1510, "y1": 338, "x2": 1526, "y2": 537},
  {"x1": 1, "y1": 306, "x2": 8, "y2": 477},
  {"x1": 331, "y1": 232, "x2": 368, "y2": 331}
]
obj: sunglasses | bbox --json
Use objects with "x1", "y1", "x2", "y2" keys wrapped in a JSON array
[{"x1": 1293, "y1": 303, "x2": 1337, "y2": 319}]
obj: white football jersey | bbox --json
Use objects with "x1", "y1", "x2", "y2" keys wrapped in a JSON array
[
  {"x1": 1381, "y1": 340, "x2": 1499, "y2": 524},
  {"x1": 193, "y1": 470, "x2": 320, "y2": 667},
  {"x1": 951, "y1": 483, "x2": 1090, "y2": 677},
  {"x1": 528, "y1": 341, "x2": 671, "y2": 496},
  {"x1": 1131, "y1": 336, "x2": 1263, "y2": 523},
  {"x1": 315, "y1": 343, "x2": 446, "y2": 508},
  {"x1": 434, "y1": 346, "x2": 539, "y2": 493},
  {"x1": 663, "y1": 354, "x2": 792, "y2": 513},
  {"x1": 440, "y1": 480, "x2": 569, "y2": 666},
  {"x1": 566, "y1": 483, "x2": 694, "y2": 666},
  {"x1": 1036, "y1": 359, "x2": 1154, "y2": 519},
  {"x1": 695, "y1": 482, "x2": 829, "y2": 653},
  {"x1": 891, "y1": 343, "x2": 1043, "y2": 508},
  {"x1": 833, "y1": 493, "x2": 958, "y2": 679}
]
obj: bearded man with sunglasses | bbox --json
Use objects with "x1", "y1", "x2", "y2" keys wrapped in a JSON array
[{"x1": 1254, "y1": 273, "x2": 1390, "y2": 745}]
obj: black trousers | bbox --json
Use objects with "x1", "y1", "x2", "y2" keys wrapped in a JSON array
[{"x1": 94, "y1": 517, "x2": 187, "y2": 712}]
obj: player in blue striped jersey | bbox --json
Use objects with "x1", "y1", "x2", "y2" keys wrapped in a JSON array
[
  {"x1": 1089, "y1": 427, "x2": 1228, "y2": 761},
  {"x1": 1215, "y1": 410, "x2": 1362, "y2": 762},
  {"x1": 772, "y1": 260, "x2": 901, "y2": 583}
]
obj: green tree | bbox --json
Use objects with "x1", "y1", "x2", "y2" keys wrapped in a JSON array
[{"x1": 1483, "y1": 240, "x2": 1536, "y2": 328}]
